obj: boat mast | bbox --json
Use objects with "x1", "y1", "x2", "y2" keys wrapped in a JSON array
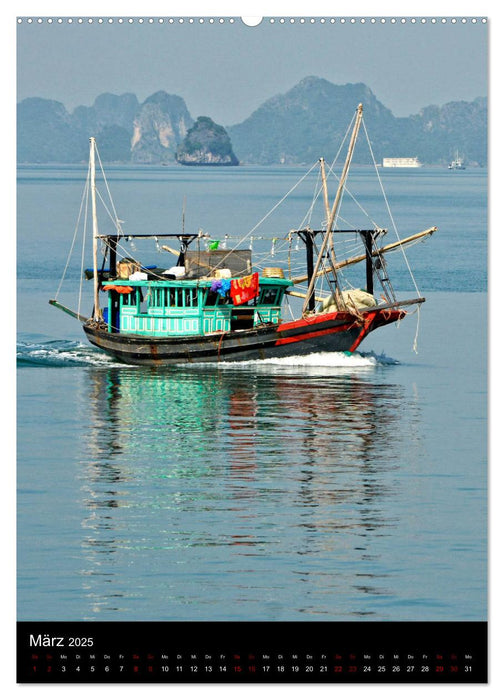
[
  {"x1": 319, "y1": 156, "x2": 344, "y2": 298},
  {"x1": 302, "y1": 104, "x2": 364, "y2": 315},
  {"x1": 90, "y1": 137, "x2": 101, "y2": 322}
]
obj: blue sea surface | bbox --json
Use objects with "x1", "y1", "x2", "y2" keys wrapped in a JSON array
[{"x1": 17, "y1": 165, "x2": 487, "y2": 621}]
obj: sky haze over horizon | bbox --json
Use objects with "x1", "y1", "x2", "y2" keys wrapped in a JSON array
[{"x1": 17, "y1": 17, "x2": 487, "y2": 125}]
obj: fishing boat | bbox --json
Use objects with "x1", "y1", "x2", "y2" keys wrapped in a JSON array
[
  {"x1": 448, "y1": 151, "x2": 466, "y2": 170},
  {"x1": 50, "y1": 104, "x2": 435, "y2": 366}
]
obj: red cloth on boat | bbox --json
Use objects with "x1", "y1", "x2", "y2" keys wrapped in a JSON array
[{"x1": 230, "y1": 273, "x2": 260, "y2": 305}]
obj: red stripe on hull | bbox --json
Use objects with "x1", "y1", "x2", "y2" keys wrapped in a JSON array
[
  {"x1": 275, "y1": 308, "x2": 406, "y2": 351},
  {"x1": 348, "y1": 312, "x2": 377, "y2": 352},
  {"x1": 275, "y1": 322, "x2": 356, "y2": 346},
  {"x1": 277, "y1": 311, "x2": 354, "y2": 333}
]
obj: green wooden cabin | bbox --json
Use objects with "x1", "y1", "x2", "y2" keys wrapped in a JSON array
[{"x1": 103, "y1": 277, "x2": 292, "y2": 336}]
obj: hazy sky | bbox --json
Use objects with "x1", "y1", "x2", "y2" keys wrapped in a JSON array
[{"x1": 16, "y1": 15, "x2": 487, "y2": 126}]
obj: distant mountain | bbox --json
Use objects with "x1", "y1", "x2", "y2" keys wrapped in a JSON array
[
  {"x1": 73, "y1": 92, "x2": 139, "y2": 134},
  {"x1": 17, "y1": 90, "x2": 194, "y2": 164},
  {"x1": 16, "y1": 78, "x2": 487, "y2": 166},
  {"x1": 227, "y1": 77, "x2": 396, "y2": 165},
  {"x1": 17, "y1": 98, "x2": 87, "y2": 163},
  {"x1": 405, "y1": 99, "x2": 488, "y2": 165},
  {"x1": 131, "y1": 91, "x2": 193, "y2": 163},
  {"x1": 176, "y1": 116, "x2": 239, "y2": 165},
  {"x1": 227, "y1": 76, "x2": 487, "y2": 166}
]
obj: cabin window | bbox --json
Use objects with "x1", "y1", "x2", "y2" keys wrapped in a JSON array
[
  {"x1": 161, "y1": 287, "x2": 198, "y2": 308},
  {"x1": 184, "y1": 289, "x2": 198, "y2": 307},
  {"x1": 259, "y1": 287, "x2": 280, "y2": 305},
  {"x1": 204, "y1": 289, "x2": 229, "y2": 306},
  {"x1": 122, "y1": 289, "x2": 137, "y2": 306},
  {"x1": 204, "y1": 290, "x2": 217, "y2": 306},
  {"x1": 167, "y1": 289, "x2": 179, "y2": 307},
  {"x1": 139, "y1": 288, "x2": 148, "y2": 313},
  {"x1": 145, "y1": 287, "x2": 199, "y2": 309},
  {"x1": 150, "y1": 288, "x2": 167, "y2": 307}
]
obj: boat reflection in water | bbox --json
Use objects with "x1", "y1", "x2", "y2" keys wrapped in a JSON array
[{"x1": 77, "y1": 357, "x2": 422, "y2": 620}]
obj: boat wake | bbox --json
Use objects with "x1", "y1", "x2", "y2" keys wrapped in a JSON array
[
  {"x1": 16, "y1": 339, "x2": 121, "y2": 368},
  {"x1": 190, "y1": 350, "x2": 399, "y2": 372},
  {"x1": 17, "y1": 340, "x2": 399, "y2": 371}
]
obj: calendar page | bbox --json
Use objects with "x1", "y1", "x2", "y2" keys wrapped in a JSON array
[{"x1": 15, "y1": 9, "x2": 488, "y2": 685}]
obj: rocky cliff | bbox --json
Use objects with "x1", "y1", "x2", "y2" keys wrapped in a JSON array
[
  {"x1": 131, "y1": 91, "x2": 193, "y2": 163},
  {"x1": 17, "y1": 77, "x2": 487, "y2": 166},
  {"x1": 175, "y1": 116, "x2": 239, "y2": 165},
  {"x1": 17, "y1": 90, "x2": 194, "y2": 164}
]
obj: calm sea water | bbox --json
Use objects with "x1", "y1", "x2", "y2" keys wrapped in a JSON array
[{"x1": 17, "y1": 164, "x2": 487, "y2": 621}]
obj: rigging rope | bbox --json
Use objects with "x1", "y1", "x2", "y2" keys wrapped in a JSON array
[
  {"x1": 362, "y1": 118, "x2": 422, "y2": 298},
  {"x1": 300, "y1": 166, "x2": 322, "y2": 230},
  {"x1": 325, "y1": 159, "x2": 382, "y2": 230},
  {"x1": 413, "y1": 305, "x2": 420, "y2": 353},
  {"x1": 205, "y1": 160, "x2": 321, "y2": 274},
  {"x1": 54, "y1": 160, "x2": 91, "y2": 302},
  {"x1": 94, "y1": 144, "x2": 124, "y2": 234}
]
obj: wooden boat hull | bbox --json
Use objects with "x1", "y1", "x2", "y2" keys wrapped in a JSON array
[{"x1": 83, "y1": 307, "x2": 406, "y2": 366}]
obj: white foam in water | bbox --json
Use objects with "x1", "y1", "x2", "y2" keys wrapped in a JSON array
[
  {"x1": 17, "y1": 340, "x2": 122, "y2": 367},
  {"x1": 18, "y1": 341, "x2": 398, "y2": 371},
  {"x1": 255, "y1": 351, "x2": 376, "y2": 367},
  {"x1": 204, "y1": 351, "x2": 389, "y2": 372}
]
